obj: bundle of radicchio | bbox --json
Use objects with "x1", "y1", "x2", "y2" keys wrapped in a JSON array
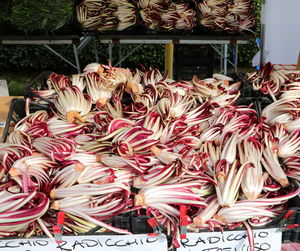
[
  {"x1": 77, "y1": 0, "x2": 137, "y2": 32},
  {"x1": 198, "y1": 0, "x2": 255, "y2": 36},
  {"x1": 139, "y1": 0, "x2": 196, "y2": 31}
]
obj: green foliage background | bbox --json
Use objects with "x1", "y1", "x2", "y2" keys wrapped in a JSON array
[{"x1": 9, "y1": 0, "x2": 73, "y2": 34}]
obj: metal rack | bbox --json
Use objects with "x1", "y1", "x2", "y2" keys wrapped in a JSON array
[
  {"x1": 96, "y1": 34, "x2": 249, "y2": 75},
  {"x1": 0, "y1": 33, "x2": 248, "y2": 75},
  {"x1": 0, "y1": 34, "x2": 99, "y2": 73}
]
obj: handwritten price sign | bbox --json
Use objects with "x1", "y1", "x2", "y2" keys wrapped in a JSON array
[
  {"x1": 0, "y1": 234, "x2": 167, "y2": 251},
  {"x1": 178, "y1": 228, "x2": 282, "y2": 251}
]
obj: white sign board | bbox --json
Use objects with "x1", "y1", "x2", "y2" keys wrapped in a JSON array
[
  {"x1": 178, "y1": 228, "x2": 282, "y2": 251},
  {"x1": 263, "y1": 0, "x2": 300, "y2": 64},
  {"x1": 0, "y1": 80, "x2": 9, "y2": 97},
  {"x1": 0, "y1": 234, "x2": 167, "y2": 251}
]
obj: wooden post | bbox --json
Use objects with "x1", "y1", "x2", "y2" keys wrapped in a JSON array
[
  {"x1": 165, "y1": 44, "x2": 174, "y2": 79},
  {"x1": 296, "y1": 52, "x2": 300, "y2": 70}
]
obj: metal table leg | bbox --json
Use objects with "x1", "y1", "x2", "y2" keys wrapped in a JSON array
[
  {"x1": 73, "y1": 44, "x2": 81, "y2": 73},
  {"x1": 224, "y1": 44, "x2": 228, "y2": 75},
  {"x1": 234, "y1": 44, "x2": 238, "y2": 72},
  {"x1": 114, "y1": 44, "x2": 143, "y2": 67},
  {"x1": 220, "y1": 45, "x2": 223, "y2": 73},
  {"x1": 109, "y1": 43, "x2": 113, "y2": 64}
]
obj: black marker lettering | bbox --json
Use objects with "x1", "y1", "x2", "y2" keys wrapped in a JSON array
[
  {"x1": 82, "y1": 239, "x2": 98, "y2": 248},
  {"x1": 4, "y1": 241, "x2": 19, "y2": 248},
  {"x1": 207, "y1": 236, "x2": 220, "y2": 245},
  {"x1": 140, "y1": 239, "x2": 144, "y2": 245},
  {"x1": 126, "y1": 239, "x2": 138, "y2": 246},
  {"x1": 195, "y1": 237, "x2": 206, "y2": 245},
  {"x1": 180, "y1": 238, "x2": 191, "y2": 248},
  {"x1": 56, "y1": 240, "x2": 71, "y2": 251},
  {"x1": 234, "y1": 234, "x2": 246, "y2": 241},
  {"x1": 146, "y1": 236, "x2": 158, "y2": 244},
  {"x1": 97, "y1": 239, "x2": 103, "y2": 247},
  {"x1": 258, "y1": 243, "x2": 271, "y2": 251},
  {"x1": 35, "y1": 240, "x2": 48, "y2": 246},
  {"x1": 105, "y1": 239, "x2": 115, "y2": 247},
  {"x1": 19, "y1": 240, "x2": 32, "y2": 247},
  {"x1": 115, "y1": 240, "x2": 127, "y2": 247},
  {"x1": 72, "y1": 240, "x2": 85, "y2": 249},
  {"x1": 227, "y1": 234, "x2": 235, "y2": 241},
  {"x1": 258, "y1": 232, "x2": 268, "y2": 238}
]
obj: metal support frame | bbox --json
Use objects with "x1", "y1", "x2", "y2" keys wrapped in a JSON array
[
  {"x1": 0, "y1": 34, "x2": 246, "y2": 74},
  {"x1": 0, "y1": 33, "x2": 98, "y2": 73},
  {"x1": 44, "y1": 44, "x2": 78, "y2": 70},
  {"x1": 210, "y1": 44, "x2": 239, "y2": 75},
  {"x1": 114, "y1": 44, "x2": 143, "y2": 67},
  {"x1": 99, "y1": 35, "x2": 247, "y2": 74},
  {"x1": 108, "y1": 43, "x2": 113, "y2": 64},
  {"x1": 220, "y1": 45, "x2": 224, "y2": 73},
  {"x1": 235, "y1": 44, "x2": 238, "y2": 72},
  {"x1": 224, "y1": 44, "x2": 228, "y2": 75}
]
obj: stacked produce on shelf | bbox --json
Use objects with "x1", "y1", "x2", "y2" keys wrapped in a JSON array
[
  {"x1": 246, "y1": 62, "x2": 300, "y2": 101},
  {"x1": 77, "y1": 0, "x2": 137, "y2": 31},
  {"x1": 138, "y1": 0, "x2": 196, "y2": 31},
  {"x1": 0, "y1": 62, "x2": 300, "y2": 250},
  {"x1": 198, "y1": 0, "x2": 256, "y2": 36}
]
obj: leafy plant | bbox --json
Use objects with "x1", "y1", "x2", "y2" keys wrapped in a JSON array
[
  {"x1": 9, "y1": 0, "x2": 73, "y2": 34},
  {"x1": 0, "y1": 0, "x2": 9, "y2": 21}
]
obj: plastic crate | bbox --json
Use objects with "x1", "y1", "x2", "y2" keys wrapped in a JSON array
[
  {"x1": 23, "y1": 71, "x2": 53, "y2": 105},
  {"x1": 236, "y1": 73, "x2": 274, "y2": 116},
  {"x1": 282, "y1": 207, "x2": 300, "y2": 243},
  {"x1": 1, "y1": 98, "x2": 50, "y2": 143},
  {"x1": 173, "y1": 44, "x2": 214, "y2": 80}
]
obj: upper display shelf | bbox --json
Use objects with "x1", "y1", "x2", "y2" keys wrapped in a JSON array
[
  {"x1": 0, "y1": 33, "x2": 248, "y2": 45},
  {"x1": 0, "y1": 0, "x2": 256, "y2": 41},
  {"x1": 95, "y1": 34, "x2": 249, "y2": 45}
]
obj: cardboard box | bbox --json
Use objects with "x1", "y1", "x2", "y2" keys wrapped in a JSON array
[{"x1": 0, "y1": 97, "x2": 22, "y2": 140}]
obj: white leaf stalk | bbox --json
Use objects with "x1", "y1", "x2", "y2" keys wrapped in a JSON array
[
  {"x1": 262, "y1": 99, "x2": 299, "y2": 125},
  {"x1": 54, "y1": 86, "x2": 92, "y2": 123},
  {"x1": 261, "y1": 134, "x2": 290, "y2": 187},
  {"x1": 134, "y1": 182, "x2": 207, "y2": 217},
  {"x1": 239, "y1": 138, "x2": 264, "y2": 200},
  {"x1": 83, "y1": 63, "x2": 104, "y2": 74},
  {"x1": 85, "y1": 72, "x2": 114, "y2": 106},
  {"x1": 220, "y1": 131, "x2": 239, "y2": 164},
  {"x1": 9, "y1": 155, "x2": 55, "y2": 189},
  {"x1": 72, "y1": 74, "x2": 86, "y2": 92},
  {"x1": 277, "y1": 130, "x2": 300, "y2": 158},
  {"x1": 193, "y1": 195, "x2": 220, "y2": 226},
  {"x1": 214, "y1": 160, "x2": 251, "y2": 207},
  {"x1": 32, "y1": 137, "x2": 77, "y2": 162},
  {"x1": 51, "y1": 162, "x2": 85, "y2": 188}
]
